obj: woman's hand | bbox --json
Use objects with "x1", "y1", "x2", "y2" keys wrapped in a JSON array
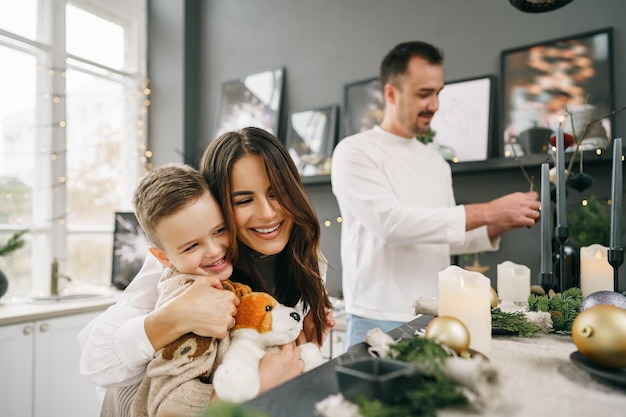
[
  {"x1": 145, "y1": 276, "x2": 238, "y2": 350},
  {"x1": 298, "y1": 308, "x2": 335, "y2": 347},
  {"x1": 258, "y1": 342, "x2": 304, "y2": 394}
]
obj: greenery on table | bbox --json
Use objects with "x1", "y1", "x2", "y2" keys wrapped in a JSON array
[
  {"x1": 491, "y1": 308, "x2": 548, "y2": 337},
  {"x1": 0, "y1": 230, "x2": 26, "y2": 257},
  {"x1": 415, "y1": 128, "x2": 435, "y2": 145},
  {"x1": 202, "y1": 400, "x2": 270, "y2": 417},
  {"x1": 356, "y1": 336, "x2": 468, "y2": 417},
  {"x1": 527, "y1": 287, "x2": 582, "y2": 332}
]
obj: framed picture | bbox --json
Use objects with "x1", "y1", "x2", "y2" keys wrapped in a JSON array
[
  {"x1": 111, "y1": 212, "x2": 151, "y2": 290},
  {"x1": 214, "y1": 67, "x2": 285, "y2": 138},
  {"x1": 430, "y1": 75, "x2": 495, "y2": 162},
  {"x1": 285, "y1": 104, "x2": 339, "y2": 177},
  {"x1": 342, "y1": 77, "x2": 383, "y2": 139},
  {"x1": 501, "y1": 28, "x2": 614, "y2": 158}
]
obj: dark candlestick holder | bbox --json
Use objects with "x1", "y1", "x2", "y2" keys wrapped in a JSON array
[
  {"x1": 607, "y1": 248, "x2": 623, "y2": 292},
  {"x1": 539, "y1": 272, "x2": 554, "y2": 294},
  {"x1": 554, "y1": 225, "x2": 569, "y2": 293}
]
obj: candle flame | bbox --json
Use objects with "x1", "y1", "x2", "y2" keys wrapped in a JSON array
[{"x1": 594, "y1": 250, "x2": 603, "y2": 259}]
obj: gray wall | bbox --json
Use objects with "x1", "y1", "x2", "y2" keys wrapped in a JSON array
[{"x1": 149, "y1": 0, "x2": 626, "y2": 296}]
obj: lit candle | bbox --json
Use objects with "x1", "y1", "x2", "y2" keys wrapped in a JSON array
[
  {"x1": 497, "y1": 261, "x2": 531, "y2": 303},
  {"x1": 555, "y1": 125, "x2": 567, "y2": 228},
  {"x1": 540, "y1": 163, "x2": 552, "y2": 275},
  {"x1": 610, "y1": 138, "x2": 622, "y2": 250},
  {"x1": 580, "y1": 244, "x2": 613, "y2": 297},
  {"x1": 438, "y1": 265, "x2": 491, "y2": 355}
]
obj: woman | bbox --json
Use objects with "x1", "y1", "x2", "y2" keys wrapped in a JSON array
[{"x1": 78, "y1": 127, "x2": 334, "y2": 413}]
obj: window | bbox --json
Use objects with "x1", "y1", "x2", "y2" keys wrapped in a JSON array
[{"x1": 0, "y1": 0, "x2": 148, "y2": 296}]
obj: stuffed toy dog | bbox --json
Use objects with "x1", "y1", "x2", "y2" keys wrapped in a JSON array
[{"x1": 213, "y1": 292, "x2": 324, "y2": 403}]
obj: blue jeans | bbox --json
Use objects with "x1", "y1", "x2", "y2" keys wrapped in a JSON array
[{"x1": 343, "y1": 314, "x2": 405, "y2": 352}]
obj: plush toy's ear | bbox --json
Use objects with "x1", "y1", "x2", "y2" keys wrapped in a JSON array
[{"x1": 233, "y1": 292, "x2": 277, "y2": 332}]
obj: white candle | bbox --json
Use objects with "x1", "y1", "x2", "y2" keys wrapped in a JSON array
[
  {"x1": 497, "y1": 261, "x2": 531, "y2": 303},
  {"x1": 540, "y1": 163, "x2": 552, "y2": 275},
  {"x1": 438, "y1": 265, "x2": 491, "y2": 356},
  {"x1": 610, "y1": 137, "x2": 622, "y2": 250},
  {"x1": 555, "y1": 125, "x2": 567, "y2": 228},
  {"x1": 580, "y1": 244, "x2": 613, "y2": 297}
]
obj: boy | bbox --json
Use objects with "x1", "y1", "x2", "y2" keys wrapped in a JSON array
[{"x1": 130, "y1": 163, "x2": 250, "y2": 417}]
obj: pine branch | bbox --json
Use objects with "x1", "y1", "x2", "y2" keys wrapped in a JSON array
[{"x1": 0, "y1": 230, "x2": 27, "y2": 257}]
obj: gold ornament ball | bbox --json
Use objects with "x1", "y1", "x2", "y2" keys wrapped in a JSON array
[
  {"x1": 572, "y1": 304, "x2": 626, "y2": 368},
  {"x1": 490, "y1": 287, "x2": 499, "y2": 309},
  {"x1": 425, "y1": 316, "x2": 470, "y2": 355}
]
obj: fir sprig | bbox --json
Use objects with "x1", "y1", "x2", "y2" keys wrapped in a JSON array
[
  {"x1": 527, "y1": 287, "x2": 582, "y2": 332},
  {"x1": 491, "y1": 308, "x2": 547, "y2": 337},
  {"x1": 0, "y1": 230, "x2": 27, "y2": 257},
  {"x1": 357, "y1": 336, "x2": 468, "y2": 417}
]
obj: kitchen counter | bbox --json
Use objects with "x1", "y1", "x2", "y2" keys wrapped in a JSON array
[{"x1": 0, "y1": 288, "x2": 122, "y2": 326}]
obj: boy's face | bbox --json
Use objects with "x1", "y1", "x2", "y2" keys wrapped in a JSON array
[{"x1": 149, "y1": 192, "x2": 232, "y2": 281}]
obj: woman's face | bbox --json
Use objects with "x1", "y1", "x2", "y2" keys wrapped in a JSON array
[{"x1": 229, "y1": 154, "x2": 294, "y2": 255}]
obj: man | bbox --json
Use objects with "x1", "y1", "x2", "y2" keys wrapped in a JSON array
[{"x1": 331, "y1": 41, "x2": 540, "y2": 348}]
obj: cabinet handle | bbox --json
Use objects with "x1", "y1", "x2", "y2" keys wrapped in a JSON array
[
  {"x1": 23, "y1": 324, "x2": 33, "y2": 335},
  {"x1": 39, "y1": 323, "x2": 49, "y2": 333}
]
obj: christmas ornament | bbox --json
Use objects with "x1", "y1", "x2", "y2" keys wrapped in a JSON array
[
  {"x1": 490, "y1": 287, "x2": 499, "y2": 309},
  {"x1": 567, "y1": 172, "x2": 595, "y2": 193},
  {"x1": 424, "y1": 316, "x2": 470, "y2": 355},
  {"x1": 571, "y1": 304, "x2": 626, "y2": 368},
  {"x1": 580, "y1": 290, "x2": 626, "y2": 311}
]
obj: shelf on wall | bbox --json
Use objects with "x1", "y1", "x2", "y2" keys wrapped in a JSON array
[{"x1": 301, "y1": 149, "x2": 615, "y2": 185}]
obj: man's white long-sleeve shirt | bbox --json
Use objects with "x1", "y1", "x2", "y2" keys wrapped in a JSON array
[{"x1": 331, "y1": 126, "x2": 498, "y2": 322}]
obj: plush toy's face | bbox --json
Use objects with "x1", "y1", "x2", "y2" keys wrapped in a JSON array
[{"x1": 232, "y1": 292, "x2": 302, "y2": 346}]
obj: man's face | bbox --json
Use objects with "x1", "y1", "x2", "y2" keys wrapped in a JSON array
[{"x1": 387, "y1": 56, "x2": 444, "y2": 137}]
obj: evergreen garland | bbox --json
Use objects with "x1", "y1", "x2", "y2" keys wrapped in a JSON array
[
  {"x1": 527, "y1": 287, "x2": 582, "y2": 332},
  {"x1": 356, "y1": 336, "x2": 468, "y2": 417},
  {"x1": 491, "y1": 308, "x2": 547, "y2": 337}
]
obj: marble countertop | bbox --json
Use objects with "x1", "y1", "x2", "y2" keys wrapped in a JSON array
[{"x1": 0, "y1": 288, "x2": 122, "y2": 325}]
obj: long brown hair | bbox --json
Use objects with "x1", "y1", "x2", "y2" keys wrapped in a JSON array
[{"x1": 199, "y1": 127, "x2": 331, "y2": 341}]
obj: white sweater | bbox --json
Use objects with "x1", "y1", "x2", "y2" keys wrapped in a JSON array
[{"x1": 331, "y1": 126, "x2": 498, "y2": 322}]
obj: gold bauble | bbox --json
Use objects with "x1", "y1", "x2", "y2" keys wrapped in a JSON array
[
  {"x1": 425, "y1": 316, "x2": 470, "y2": 355},
  {"x1": 490, "y1": 287, "x2": 499, "y2": 309},
  {"x1": 572, "y1": 304, "x2": 626, "y2": 368}
]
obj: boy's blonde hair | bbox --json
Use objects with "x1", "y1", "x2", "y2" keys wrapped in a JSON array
[{"x1": 133, "y1": 163, "x2": 211, "y2": 248}]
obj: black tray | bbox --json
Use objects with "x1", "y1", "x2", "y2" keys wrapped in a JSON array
[{"x1": 570, "y1": 351, "x2": 626, "y2": 387}]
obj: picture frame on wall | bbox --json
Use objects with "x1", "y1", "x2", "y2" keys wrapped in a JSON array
[
  {"x1": 285, "y1": 104, "x2": 339, "y2": 177},
  {"x1": 214, "y1": 67, "x2": 285, "y2": 138},
  {"x1": 430, "y1": 75, "x2": 495, "y2": 162},
  {"x1": 500, "y1": 28, "x2": 614, "y2": 158},
  {"x1": 342, "y1": 77, "x2": 383, "y2": 139},
  {"x1": 111, "y1": 212, "x2": 150, "y2": 290},
  {"x1": 342, "y1": 75, "x2": 494, "y2": 162}
]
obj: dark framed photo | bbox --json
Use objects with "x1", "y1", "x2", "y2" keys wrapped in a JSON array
[
  {"x1": 342, "y1": 77, "x2": 383, "y2": 139},
  {"x1": 285, "y1": 104, "x2": 339, "y2": 177},
  {"x1": 501, "y1": 28, "x2": 614, "y2": 158},
  {"x1": 430, "y1": 75, "x2": 495, "y2": 162},
  {"x1": 111, "y1": 212, "x2": 151, "y2": 290},
  {"x1": 214, "y1": 67, "x2": 285, "y2": 138}
]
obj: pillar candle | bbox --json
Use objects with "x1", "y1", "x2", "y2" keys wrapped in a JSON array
[
  {"x1": 555, "y1": 125, "x2": 567, "y2": 228},
  {"x1": 610, "y1": 137, "x2": 622, "y2": 250},
  {"x1": 580, "y1": 244, "x2": 613, "y2": 297},
  {"x1": 438, "y1": 265, "x2": 491, "y2": 356},
  {"x1": 497, "y1": 261, "x2": 531, "y2": 303},
  {"x1": 540, "y1": 163, "x2": 552, "y2": 275}
]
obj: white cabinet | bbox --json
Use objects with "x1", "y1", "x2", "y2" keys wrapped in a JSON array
[{"x1": 0, "y1": 311, "x2": 102, "y2": 417}]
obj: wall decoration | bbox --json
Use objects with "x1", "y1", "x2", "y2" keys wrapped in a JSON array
[
  {"x1": 111, "y1": 212, "x2": 151, "y2": 290},
  {"x1": 285, "y1": 104, "x2": 339, "y2": 177},
  {"x1": 430, "y1": 75, "x2": 495, "y2": 162},
  {"x1": 214, "y1": 67, "x2": 285, "y2": 138},
  {"x1": 342, "y1": 77, "x2": 383, "y2": 139},
  {"x1": 500, "y1": 28, "x2": 614, "y2": 158}
]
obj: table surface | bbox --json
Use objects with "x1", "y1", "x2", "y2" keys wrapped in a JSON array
[{"x1": 245, "y1": 315, "x2": 626, "y2": 417}]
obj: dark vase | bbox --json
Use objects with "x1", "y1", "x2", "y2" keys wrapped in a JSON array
[
  {"x1": 0, "y1": 268, "x2": 8, "y2": 298},
  {"x1": 552, "y1": 239, "x2": 580, "y2": 292}
]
